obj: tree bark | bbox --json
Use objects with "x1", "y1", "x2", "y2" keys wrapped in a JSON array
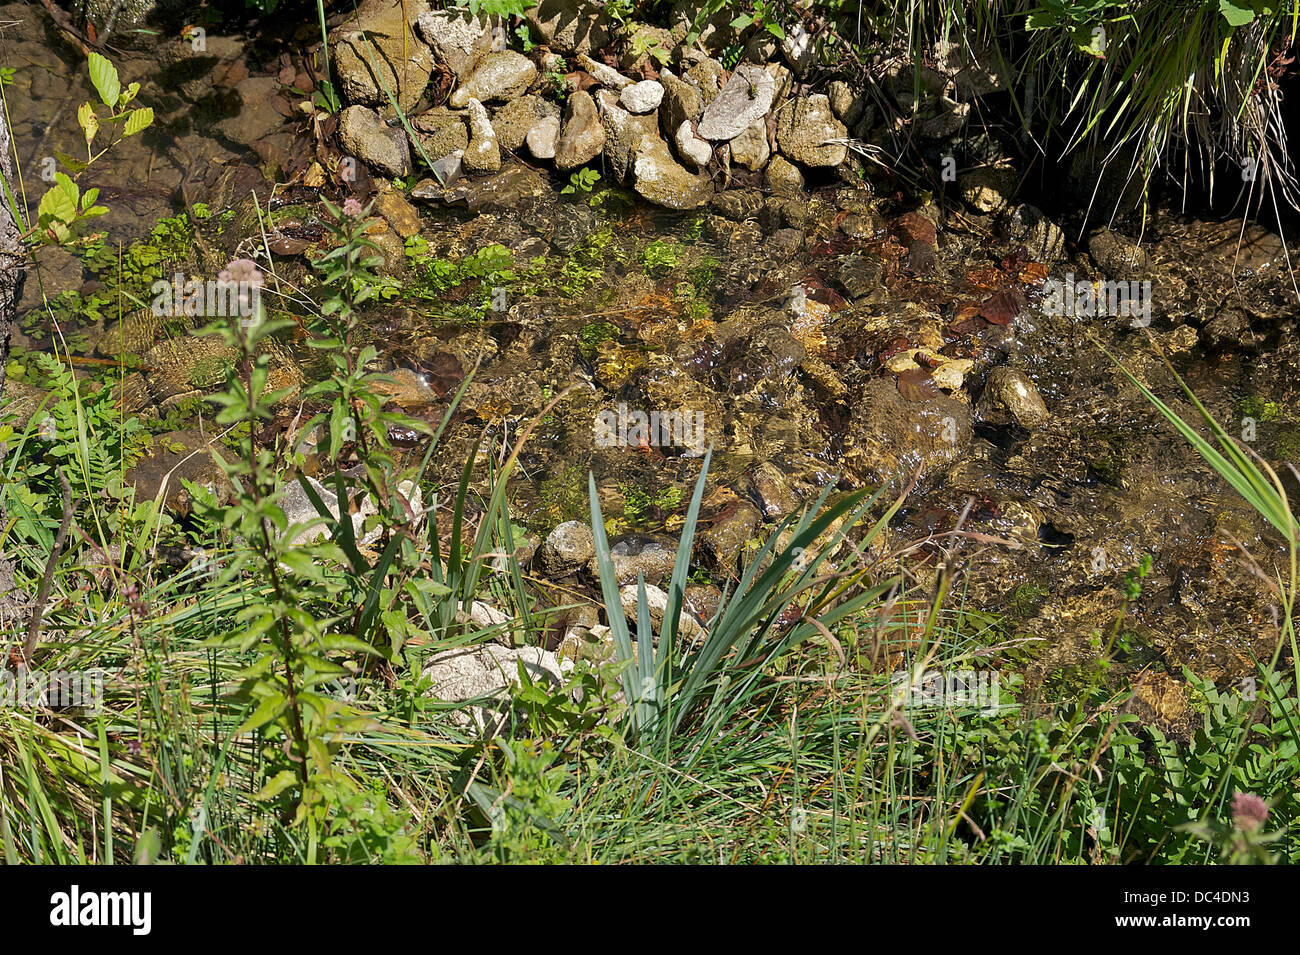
[
  {"x1": 0, "y1": 101, "x2": 27, "y2": 630},
  {"x1": 0, "y1": 100, "x2": 25, "y2": 410}
]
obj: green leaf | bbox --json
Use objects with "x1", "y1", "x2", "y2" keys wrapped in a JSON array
[
  {"x1": 37, "y1": 175, "x2": 78, "y2": 226},
  {"x1": 1219, "y1": 0, "x2": 1257, "y2": 26},
  {"x1": 87, "y1": 52, "x2": 121, "y2": 109},
  {"x1": 123, "y1": 107, "x2": 153, "y2": 137}
]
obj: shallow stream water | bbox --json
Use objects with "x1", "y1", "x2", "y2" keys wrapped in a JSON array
[{"x1": 5, "y1": 7, "x2": 1299, "y2": 731}]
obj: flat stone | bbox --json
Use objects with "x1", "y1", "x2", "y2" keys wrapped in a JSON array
[{"x1": 697, "y1": 64, "x2": 774, "y2": 141}]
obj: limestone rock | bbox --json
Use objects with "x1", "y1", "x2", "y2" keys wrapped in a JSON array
[
  {"x1": 633, "y1": 133, "x2": 714, "y2": 209},
  {"x1": 449, "y1": 50, "x2": 537, "y2": 108},
  {"x1": 697, "y1": 64, "x2": 774, "y2": 141},
  {"x1": 555, "y1": 89, "x2": 605, "y2": 170},
  {"x1": 776, "y1": 94, "x2": 847, "y2": 167},
  {"x1": 329, "y1": 0, "x2": 435, "y2": 112},
  {"x1": 339, "y1": 105, "x2": 412, "y2": 178},
  {"x1": 462, "y1": 98, "x2": 501, "y2": 174}
]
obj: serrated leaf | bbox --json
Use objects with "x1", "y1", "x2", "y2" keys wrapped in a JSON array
[
  {"x1": 87, "y1": 52, "x2": 120, "y2": 109},
  {"x1": 124, "y1": 107, "x2": 153, "y2": 136}
]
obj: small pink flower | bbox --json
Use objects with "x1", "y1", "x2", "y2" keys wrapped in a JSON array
[
  {"x1": 218, "y1": 258, "x2": 263, "y2": 285},
  {"x1": 341, "y1": 198, "x2": 364, "y2": 218},
  {"x1": 1231, "y1": 792, "x2": 1268, "y2": 832}
]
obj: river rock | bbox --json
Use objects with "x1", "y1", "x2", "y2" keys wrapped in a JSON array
[
  {"x1": 633, "y1": 133, "x2": 714, "y2": 209},
  {"x1": 684, "y1": 57, "x2": 726, "y2": 105},
  {"x1": 555, "y1": 90, "x2": 605, "y2": 170},
  {"x1": 576, "y1": 52, "x2": 633, "y2": 90},
  {"x1": 978, "y1": 367, "x2": 1049, "y2": 430},
  {"x1": 781, "y1": 21, "x2": 817, "y2": 77},
  {"x1": 961, "y1": 164, "x2": 1018, "y2": 213},
  {"x1": 846, "y1": 377, "x2": 972, "y2": 486},
  {"x1": 540, "y1": 520, "x2": 596, "y2": 577},
  {"x1": 764, "y1": 155, "x2": 804, "y2": 196},
  {"x1": 728, "y1": 118, "x2": 770, "y2": 170},
  {"x1": 339, "y1": 105, "x2": 412, "y2": 178},
  {"x1": 462, "y1": 98, "x2": 501, "y2": 174},
  {"x1": 659, "y1": 69, "x2": 702, "y2": 135},
  {"x1": 697, "y1": 64, "x2": 774, "y2": 141},
  {"x1": 423, "y1": 644, "x2": 572, "y2": 729},
  {"x1": 450, "y1": 50, "x2": 537, "y2": 108},
  {"x1": 700, "y1": 501, "x2": 762, "y2": 570},
  {"x1": 1088, "y1": 228, "x2": 1149, "y2": 280},
  {"x1": 409, "y1": 107, "x2": 469, "y2": 162},
  {"x1": 776, "y1": 94, "x2": 847, "y2": 167},
  {"x1": 1008, "y1": 204, "x2": 1065, "y2": 263},
  {"x1": 416, "y1": 8, "x2": 494, "y2": 84},
  {"x1": 329, "y1": 0, "x2": 435, "y2": 112},
  {"x1": 525, "y1": 0, "x2": 617, "y2": 56},
  {"x1": 620, "y1": 80, "x2": 665, "y2": 114},
  {"x1": 619, "y1": 584, "x2": 707, "y2": 642},
  {"x1": 526, "y1": 116, "x2": 560, "y2": 159},
  {"x1": 592, "y1": 534, "x2": 677, "y2": 585},
  {"x1": 596, "y1": 90, "x2": 659, "y2": 182},
  {"x1": 491, "y1": 94, "x2": 559, "y2": 151},
  {"x1": 674, "y1": 121, "x2": 712, "y2": 168}
]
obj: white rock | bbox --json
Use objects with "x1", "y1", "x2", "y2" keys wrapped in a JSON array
[
  {"x1": 526, "y1": 115, "x2": 560, "y2": 159},
  {"x1": 422, "y1": 644, "x2": 572, "y2": 730},
  {"x1": 674, "y1": 120, "x2": 713, "y2": 168},
  {"x1": 619, "y1": 80, "x2": 664, "y2": 114},
  {"x1": 576, "y1": 52, "x2": 633, "y2": 90},
  {"x1": 462, "y1": 97, "x2": 501, "y2": 173}
]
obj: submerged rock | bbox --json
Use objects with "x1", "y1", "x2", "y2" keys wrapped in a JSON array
[
  {"x1": 978, "y1": 367, "x2": 1049, "y2": 430},
  {"x1": 845, "y1": 377, "x2": 973, "y2": 486}
]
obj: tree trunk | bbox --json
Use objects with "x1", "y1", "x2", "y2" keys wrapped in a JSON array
[
  {"x1": 0, "y1": 99, "x2": 30, "y2": 630},
  {"x1": 0, "y1": 101, "x2": 24, "y2": 409}
]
